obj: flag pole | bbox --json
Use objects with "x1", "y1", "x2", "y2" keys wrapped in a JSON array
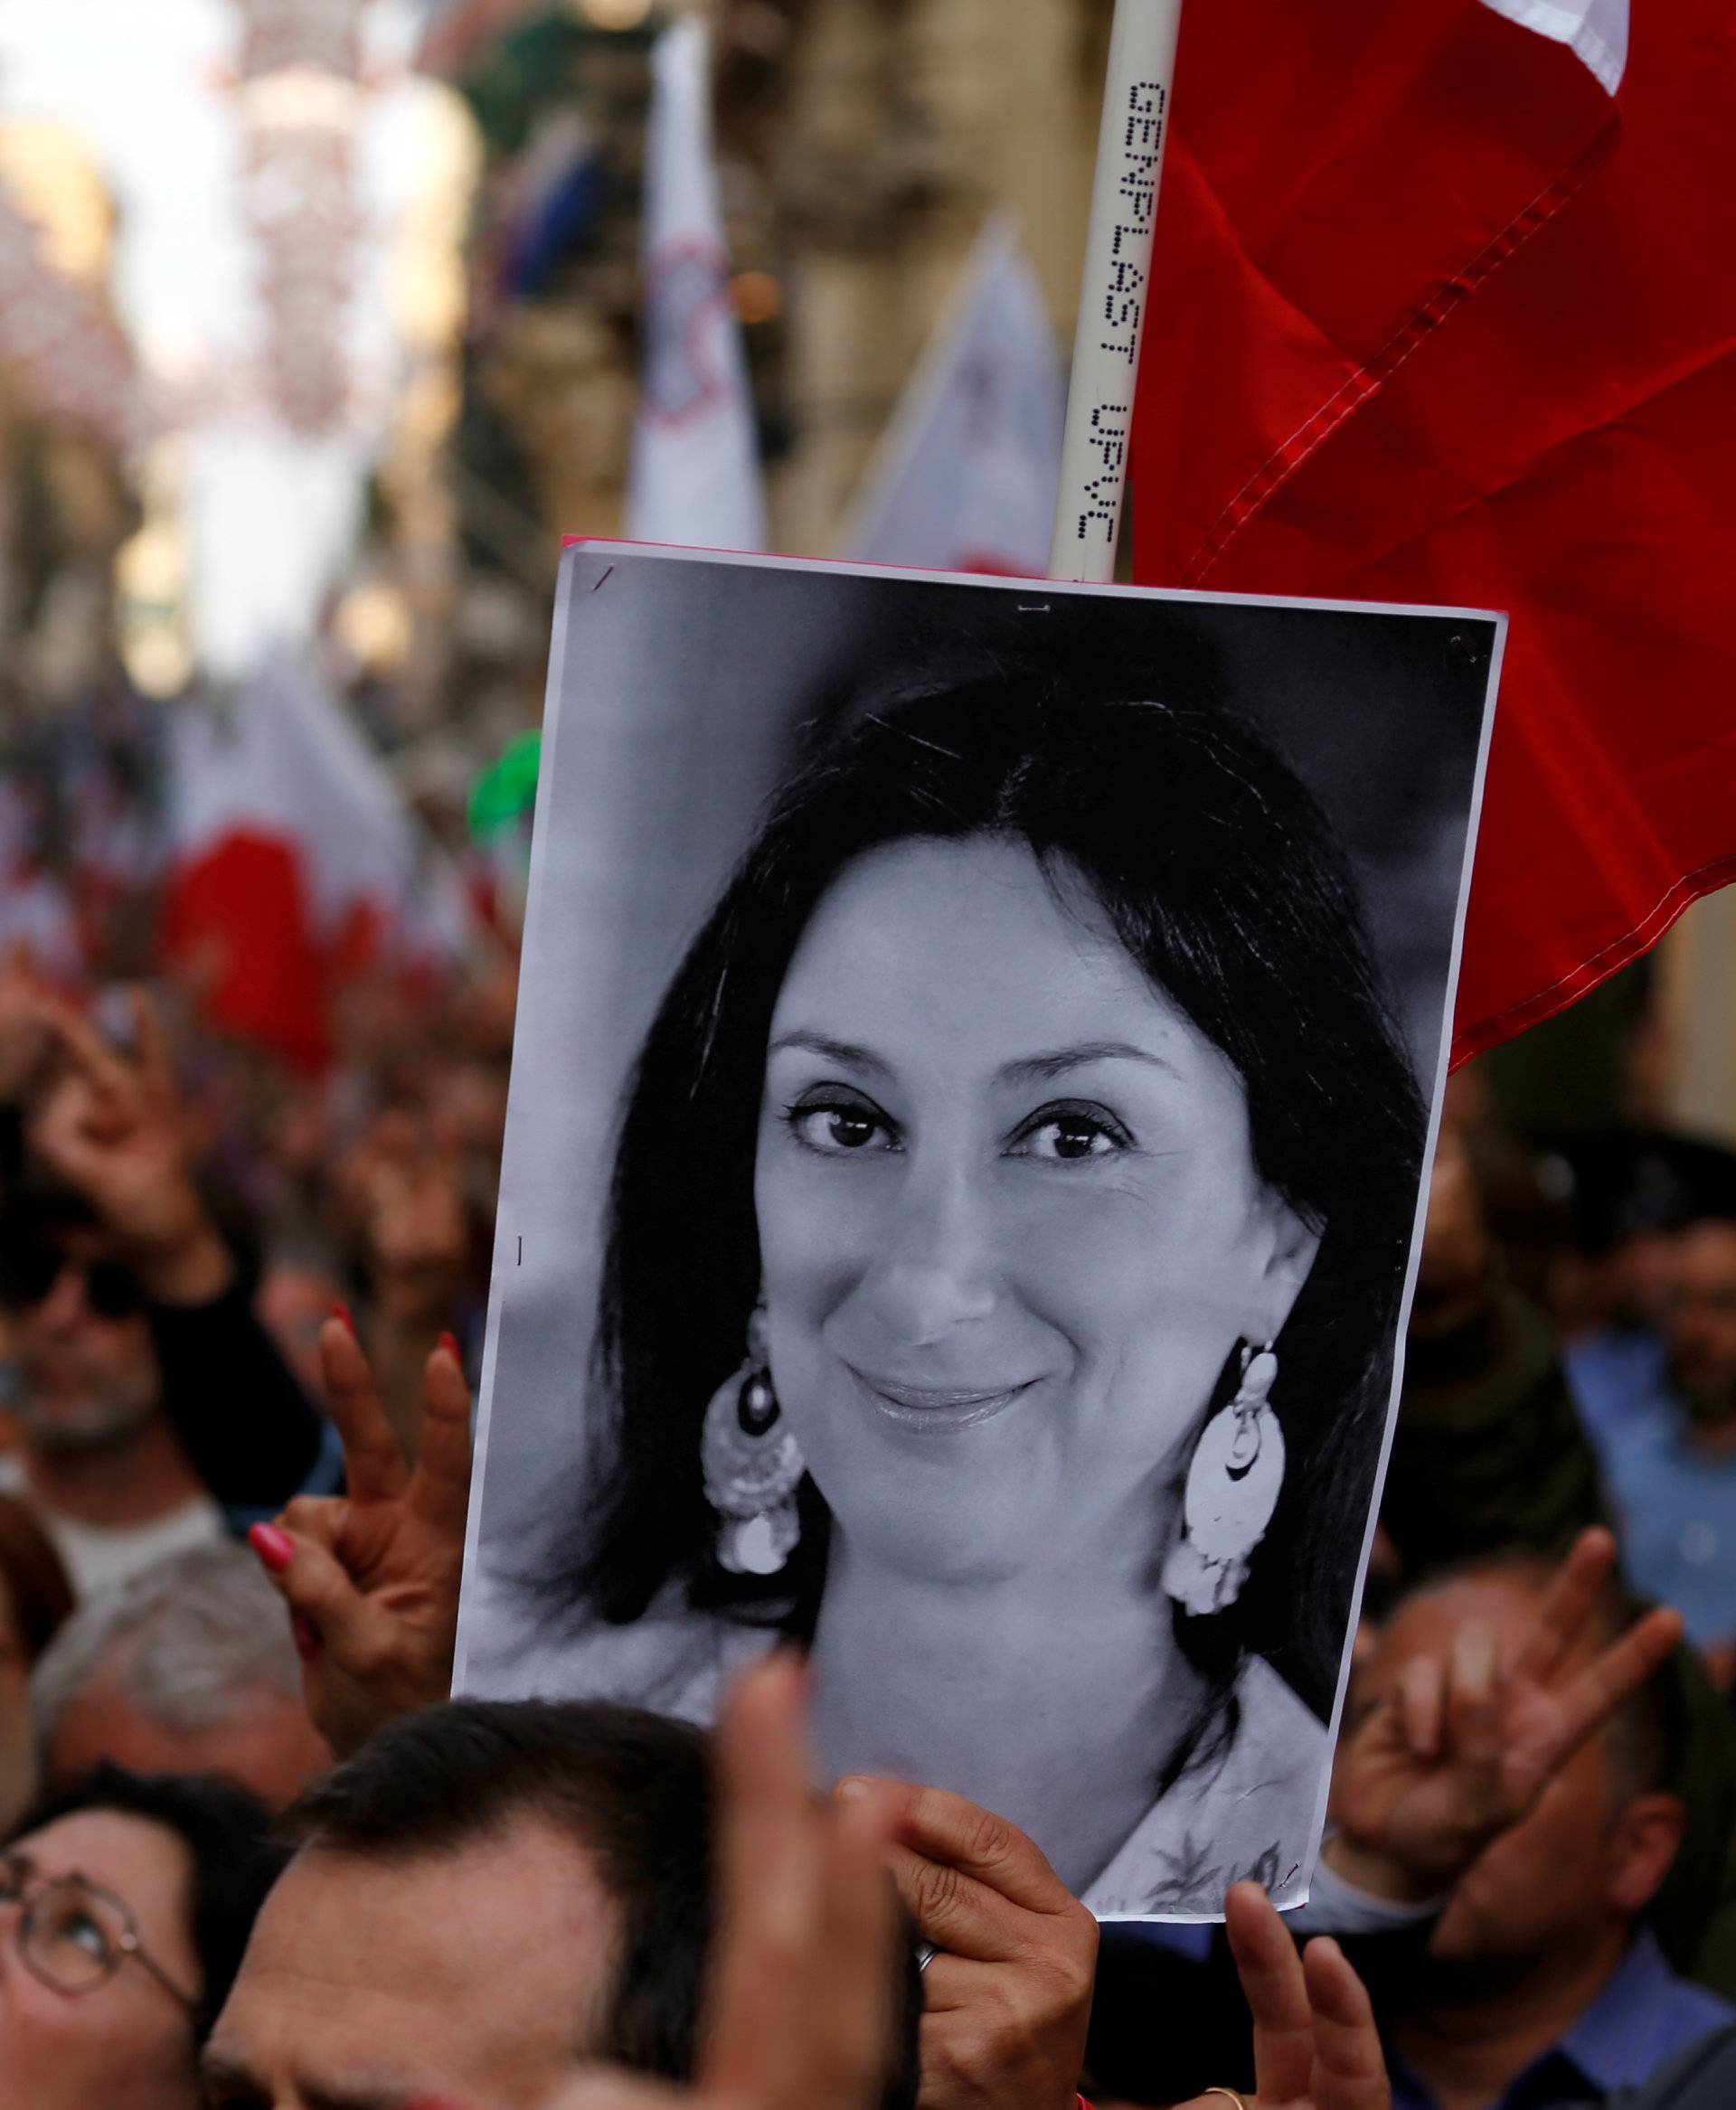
[{"x1": 1047, "y1": 0, "x2": 1184, "y2": 584}]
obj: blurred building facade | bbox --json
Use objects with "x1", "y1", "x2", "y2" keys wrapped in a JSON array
[{"x1": 448, "y1": 0, "x2": 1107, "y2": 577}]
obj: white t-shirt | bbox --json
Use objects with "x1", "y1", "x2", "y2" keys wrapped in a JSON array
[{"x1": 0, "y1": 1453, "x2": 226, "y2": 1601}]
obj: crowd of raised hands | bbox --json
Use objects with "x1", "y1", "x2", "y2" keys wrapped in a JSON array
[
  {"x1": 0, "y1": 942, "x2": 495, "y2": 1418},
  {"x1": 221, "y1": 1311, "x2": 1682, "y2": 2110},
  {"x1": 0, "y1": 956, "x2": 1720, "y2": 2110}
]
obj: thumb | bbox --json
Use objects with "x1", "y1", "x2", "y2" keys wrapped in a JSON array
[{"x1": 248, "y1": 1521, "x2": 368, "y2": 1653}]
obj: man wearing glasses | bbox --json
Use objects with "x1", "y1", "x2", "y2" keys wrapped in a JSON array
[
  {"x1": 0, "y1": 1185, "x2": 228, "y2": 1600},
  {"x1": 0, "y1": 989, "x2": 331, "y2": 1600}
]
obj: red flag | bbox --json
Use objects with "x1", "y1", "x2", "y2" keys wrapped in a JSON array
[
  {"x1": 162, "y1": 656, "x2": 417, "y2": 1071},
  {"x1": 1130, "y1": 0, "x2": 1736, "y2": 1065},
  {"x1": 162, "y1": 830, "x2": 329, "y2": 1073}
]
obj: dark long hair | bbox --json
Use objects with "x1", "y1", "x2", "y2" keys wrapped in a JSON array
[{"x1": 565, "y1": 671, "x2": 1425, "y2": 1721}]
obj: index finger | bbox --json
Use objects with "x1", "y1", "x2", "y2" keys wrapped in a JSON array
[
  {"x1": 1512, "y1": 1604, "x2": 1685, "y2": 1800},
  {"x1": 318, "y1": 1316, "x2": 411, "y2": 1502},
  {"x1": 841, "y1": 1777, "x2": 1077, "y2": 1918},
  {"x1": 1511, "y1": 1527, "x2": 1619, "y2": 1689},
  {"x1": 712, "y1": 1653, "x2": 821, "y2": 1970},
  {"x1": 707, "y1": 1658, "x2": 898, "y2": 2110}
]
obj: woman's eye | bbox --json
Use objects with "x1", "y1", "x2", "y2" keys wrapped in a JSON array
[
  {"x1": 1011, "y1": 1107, "x2": 1129, "y2": 1162},
  {"x1": 788, "y1": 1099, "x2": 894, "y2": 1154},
  {"x1": 58, "y1": 1911, "x2": 109, "y2": 1960}
]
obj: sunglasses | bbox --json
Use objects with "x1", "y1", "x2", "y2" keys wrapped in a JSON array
[{"x1": 0, "y1": 1248, "x2": 146, "y2": 1320}]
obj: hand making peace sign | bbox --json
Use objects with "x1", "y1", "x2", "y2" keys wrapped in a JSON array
[
  {"x1": 1327, "y1": 1525, "x2": 1684, "y2": 1901},
  {"x1": 23, "y1": 982, "x2": 233, "y2": 1305},
  {"x1": 248, "y1": 1315, "x2": 474, "y2": 1757}
]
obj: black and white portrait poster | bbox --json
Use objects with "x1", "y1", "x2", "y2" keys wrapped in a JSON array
[{"x1": 456, "y1": 543, "x2": 1504, "y2": 1920}]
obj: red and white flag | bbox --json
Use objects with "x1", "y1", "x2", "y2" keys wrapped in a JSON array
[
  {"x1": 841, "y1": 216, "x2": 1063, "y2": 579},
  {"x1": 163, "y1": 655, "x2": 414, "y2": 1069},
  {"x1": 1130, "y1": 0, "x2": 1736, "y2": 1063},
  {"x1": 627, "y1": 18, "x2": 766, "y2": 553}
]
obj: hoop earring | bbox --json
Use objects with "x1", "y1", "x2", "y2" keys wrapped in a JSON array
[
  {"x1": 1162, "y1": 1342, "x2": 1285, "y2": 1617},
  {"x1": 701, "y1": 1312, "x2": 805, "y2": 1578}
]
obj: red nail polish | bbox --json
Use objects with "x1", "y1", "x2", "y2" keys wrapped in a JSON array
[
  {"x1": 249, "y1": 1523, "x2": 295, "y2": 1573},
  {"x1": 292, "y1": 1615, "x2": 320, "y2": 1661},
  {"x1": 439, "y1": 1330, "x2": 462, "y2": 1361},
  {"x1": 332, "y1": 1303, "x2": 358, "y2": 1337}
]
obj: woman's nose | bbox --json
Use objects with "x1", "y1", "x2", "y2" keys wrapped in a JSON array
[{"x1": 857, "y1": 1159, "x2": 999, "y2": 1345}]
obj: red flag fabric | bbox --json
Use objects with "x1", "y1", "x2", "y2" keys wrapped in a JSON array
[
  {"x1": 1130, "y1": 0, "x2": 1736, "y2": 1065},
  {"x1": 162, "y1": 656, "x2": 418, "y2": 1072},
  {"x1": 162, "y1": 831, "x2": 329, "y2": 1073}
]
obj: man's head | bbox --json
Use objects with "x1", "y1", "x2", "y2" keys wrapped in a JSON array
[
  {"x1": 0, "y1": 1189, "x2": 160, "y2": 1455},
  {"x1": 1361, "y1": 1559, "x2": 1685, "y2": 1985},
  {"x1": 203, "y1": 1700, "x2": 716, "y2": 2109},
  {"x1": 1665, "y1": 1219, "x2": 1736, "y2": 1426},
  {"x1": 33, "y1": 1545, "x2": 331, "y2": 1810}
]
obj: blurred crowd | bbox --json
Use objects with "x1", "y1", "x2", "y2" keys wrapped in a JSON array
[{"x1": 6, "y1": 913, "x2": 1736, "y2": 2110}]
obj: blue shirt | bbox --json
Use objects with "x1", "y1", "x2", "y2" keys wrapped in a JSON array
[
  {"x1": 1387, "y1": 1930, "x2": 1733, "y2": 2109},
  {"x1": 1600, "y1": 1415, "x2": 1736, "y2": 1650},
  {"x1": 1567, "y1": 1329, "x2": 1673, "y2": 1449}
]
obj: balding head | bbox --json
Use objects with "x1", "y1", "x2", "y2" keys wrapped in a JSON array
[
  {"x1": 33, "y1": 1543, "x2": 329, "y2": 1809},
  {"x1": 1362, "y1": 1559, "x2": 1685, "y2": 1978}
]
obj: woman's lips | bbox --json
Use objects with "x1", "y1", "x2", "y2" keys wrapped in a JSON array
[{"x1": 844, "y1": 1363, "x2": 1038, "y2": 1432}]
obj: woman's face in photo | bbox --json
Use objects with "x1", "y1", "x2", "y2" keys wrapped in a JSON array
[{"x1": 754, "y1": 835, "x2": 1319, "y2": 1581}]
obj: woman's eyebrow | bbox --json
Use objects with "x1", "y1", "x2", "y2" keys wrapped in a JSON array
[
  {"x1": 998, "y1": 1041, "x2": 1182, "y2": 1085},
  {"x1": 765, "y1": 1031, "x2": 892, "y2": 1080}
]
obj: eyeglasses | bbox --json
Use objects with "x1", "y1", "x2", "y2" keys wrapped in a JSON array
[
  {"x1": 0, "y1": 1851, "x2": 199, "y2": 2014},
  {"x1": 0, "y1": 1248, "x2": 146, "y2": 1319}
]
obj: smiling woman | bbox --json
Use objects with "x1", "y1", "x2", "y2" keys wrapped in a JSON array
[{"x1": 522, "y1": 664, "x2": 1429, "y2": 1916}]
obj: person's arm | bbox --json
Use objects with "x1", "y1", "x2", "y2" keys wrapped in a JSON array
[
  {"x1": 146, "y1": 1279, "x2": 327, "y2": 1508},
  {"x1": 24, "y1": 988, "x2": 326, "y2": 1507}
]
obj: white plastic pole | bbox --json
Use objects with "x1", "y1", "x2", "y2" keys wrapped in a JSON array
[{"x1": 1047, "y1": 0, "x2": 1184, "y2": 583}]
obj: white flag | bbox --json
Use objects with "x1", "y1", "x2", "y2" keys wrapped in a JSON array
[
  {"x1": 841, "y1": 217, "x2": 1063, "y2": 579},
  {"x1": 627, "y1": 19, "x2": 766, "y2": 552}
]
